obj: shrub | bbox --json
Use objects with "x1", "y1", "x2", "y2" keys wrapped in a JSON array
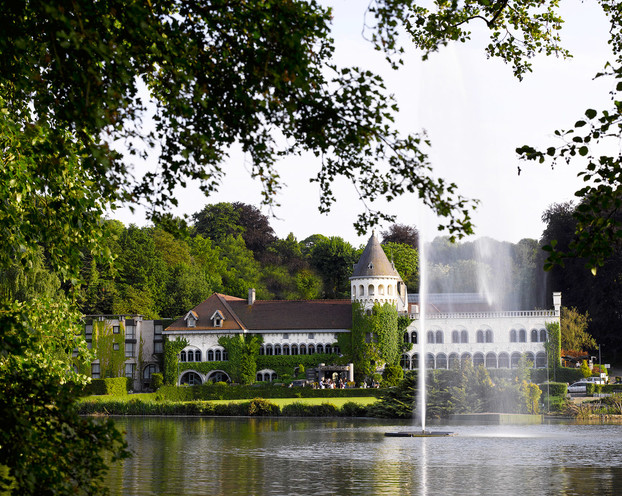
[
  {"x1": 247, "y1": 398, "x2": 280, "y2": 416},
  {"x1": 151, "y1": 373, "x2": 163, "y2": 391},
  {"x1": 85, "y1": 377, "x2": 129, "y2": 396},
  {"x1": 382, "y1": 364, "x2": 404, "y2": 387},
  {"x1": 539, "y1": 382, "x2": 567, "y2": 397},
  {"x1": 340, "y1": 402, "x2": 368, "y2": 417}
]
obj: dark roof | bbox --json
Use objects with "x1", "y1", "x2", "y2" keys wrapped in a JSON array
[
  {"x1": 166, "y1": 293, "x2": 352, "y2": 332},
  {"x1": 352, "y1": 232, "x2": 400, "y2": 278}
]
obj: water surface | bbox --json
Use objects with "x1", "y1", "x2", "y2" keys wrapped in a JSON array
[{"x1": 107, "y1": 417, "x2": 622, "y2": 495}]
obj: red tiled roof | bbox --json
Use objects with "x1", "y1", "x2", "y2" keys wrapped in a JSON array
[{"x1": 165, "y1": 293, "x2": 352, "y2": 332}]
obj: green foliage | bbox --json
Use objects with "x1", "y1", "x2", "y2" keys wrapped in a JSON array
[
  {"x1": 561, "y1": 307, "x2": 597, "y2": 352},
  {"x1": 381, "y1": 242, "x2": 419, "y2": 289},
  {"x1": 91, "y1": 320, "x2": 125, "y2": 379},
  {"x1": 520, "y1": 381, "x2": 542, "y2": 414},
  {"x1": 86, "y1": 378, "x2": 129, "y2": 396},
  {"x1": 349, "y1": 301, "x2": 400, "y2": 381},
  {"x1": 382, "y1": 364, "x2": 404, "y2": 387},
  {"x1": 151, "y1": 373, "x2": 164, "y2": 391},
  {"x1": 539, "y1": 382, "x2": 568, "y2": 397},
  {"x1": 281, "y1": 402, "x2": 338, "y2": 417},
  {"x1": 219, "y1": 334, "x2": 262, "y2": 384},
  {"x1": 256, "y1": 353, "x2": 339, "y2": 377},
  {"x1": 309, "y1": 237, "x2": 358, "y2": 298},
  {"x1": 163, "y1": 337, "x2": 189, "y2": 385},
  {"x1": 581, "y1": 360, "x2": 592, "y2": 379},
  {"x1": 545, "y1": 321, "x2": 561, "y2": 370}
]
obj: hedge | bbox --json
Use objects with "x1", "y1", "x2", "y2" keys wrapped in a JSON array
[
  {"x1": 538, "y1": 382, "x2": 567, "y2": 397},
  {"x1": 77, "y1": 398, "x2": 370, "y2": 417},
  {"x1": 154, "y1": 383, "x2": 384, "y2": 402},
  {"x1": 85, "y1": 377, "x2": 131, "y2": 396}
]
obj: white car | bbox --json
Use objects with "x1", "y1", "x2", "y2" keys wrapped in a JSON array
[{"x1": 568, "y1": 381, "x2": 587, "y2": 393}]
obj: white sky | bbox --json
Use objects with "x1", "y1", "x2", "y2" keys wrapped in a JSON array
[{"x1": 113, "y1": 0, "x2": 614, "y2": 247}]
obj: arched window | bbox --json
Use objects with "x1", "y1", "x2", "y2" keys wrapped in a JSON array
[
  {"x1": 143, "y1": 364, "x2": 158, "y2": 379},
  {"x1": 473, "y1": 352, "x2": 485, "y2": 368},
  {"x1": 510, "y1": 329, "x2": 517, "y2": 342},
  {"x1": 187, "y1": 350, "x2": 194, "y2": 362},
  {"x1": 180, "y1": 350, "x2": 187, "y2": 362},
  {"x1": 448, "y1": 353, "x2": 459, "y2": 369},
  {"x1": 498, "y1": 352, "x2": 510, "y2": 368},
  {"x1": 461, "y1": 353, "x2": 472, "y2": 368},
  {"x1": 266, "y1": 344, "x2": 273, "y2": 356},
  {"x1": 400, "y1": 354, "x2": 410, "y2": 370},
  {"x1": 511, "y1": 352, "x2": 522, "y2": 368},
  {"x1": 525, "y1": 352, "x2": 535, "y2": 367},
  {"x1": 264, "y1": 373, "x2": 271, "y2": 381},
  {"x1": 436, "y1": 353, "x2": 448, "y2": 369},
  {"x1": 274, "y1": 344, "x2": 281, "y2": 355},
  {"x1": 300, "y1": 344, "x2": 307, "y2": 355},
  {"x1": 223, "y1": 350, "x2": 228, "y2": 361},
  {"x1": 485, "y1": 352, "x2": 497, "y2": 368},
  {"x1": 476, "y1": 330, "x2": 484, "y2": 343},
  {"x1": 215, "y1": 349, "x2": 222, "y2": 361},
  {"x1": 195, "y1": 350, "x2": 202, "y2": 362},
  {"x1": 291, "y1": 344, "x2": 298, "y2": 355},
  {"x1": 519, "y1": 329, "x2": 526, "y2": 343},
  {"x1": 256, "y1": 373, "x2": 263, "y2": 381},
  {"x1": 411, "y1": 331, "x2": 418, "y2": 344},
  {"x1": 325, "y1": 344, "x2": 332, "y2": 354},
  {"x1": 180, "y1": 371, "x2": 202, "y2": 386},
  {"x1": 333, "y1": 345, "x2": 340, "y2": 354},
  {"x1": 427, "y1": 331, "x2": 435, "y2": 344},
  {"x1": 485, "y1": 330, "x2": 493, "y2": 343},
  {"x1": 536, "y1": 352, "x2": 547, "y2": 368},
  {"x1": 540, "y1": 329, "x2": 547, "y2": 342},
  {"x1": 435, "y1": 330, "x2": 443, "y2": 344},
  {"x1": 283, "y1": 344, "x2": 290, "y2": 355},
  {"x1": 271, "y1": 372, "x2": 277, "y2": 381},
  {"x1": 308, "y1": 344, "x2": 315, "y2": 354},
  {"x1": 404, "y1": 332, "x2": 410, "y2": 343},
  {"x1": 426, "y1": 353, "x2": 435, "y2": 369},
  {"x1": 412, "y1": 353, "x2": 419, "y2": 369},
  {"x1": 387, "y1": 285, "x2": 393, "y2": 296},
  {"x1": 359, "y1": 285, "x2": 364, "y2": 296},
  {"x1": 259, "y1": 345, "x2": 265, "y2": 356},
  {"x1": 378, "y1": 284, "x2": 385, "y2": 295},
  {"x1": 531, "y1": 329, "x2": 539, "y2": 342},
  {"x1": 352, "y1": 285, "x2": 357, "y2": 297},
  {"x1": 461, "y1": 330, "x2": 468, "y2": 343},
  {"x1": 207, "y1": 349, "x2": 214, "y2": 361},
  {"x1": 368, "y1": 284, "x2": 375, "y2": 296},
  {"x1": 452, "y1": 330, "x2": 460, "y2": 343},
  {"x1": 317, "y1": 344, "x2": 324, "y2": 354}
]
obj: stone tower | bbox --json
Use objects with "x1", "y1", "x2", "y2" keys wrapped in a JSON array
[{"x1": 350, "y1": 232, "x2": 408, "y2": 313}]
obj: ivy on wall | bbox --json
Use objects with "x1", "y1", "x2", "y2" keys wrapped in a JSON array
[
  {"x1": 178, "y1": 361, "x2": 232, "y2": 378},
  {"x1": 163, "y1": 336, "x2": 189, "y2": 385},
  {"x1": 545, "y1": 321, "x2": 561, "y2": 371},
  {"x1": 92, "y1": 320, "x2": 125, "y2": 378},
  {"x1": 256, "y1": 353, "x2": 341, "y2": 377},
  {"x1": 218, "y1": 334, "x2": 262, "y2": 384},
  {"x1": 345, "y1": 301, "x2": 399, "y2": 381}
]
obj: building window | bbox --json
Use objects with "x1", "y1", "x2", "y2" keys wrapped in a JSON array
[
  {"x1": 85, "y1": 324, "x2": 93, "y2": 339},
  {"x1": 154, "y1": 324, "x2": 163, "y2": 335},
  {"x1": 126, "y1": 325, "x2": 136, "y2": 339},
  {"x1": 195, "y1": 350, "x2": 202, "y2": 362},
  {"x1": 510, "y1": 329, "x2": 517, "y2": 342},
  {"x1": 187, "y1": 350, "x2": 194, "y2": 362},
  {"x1": 435, "y1": 330, "x2": 443, "y2": 344},
  {"x1": 154, "y1": 341, "x2": 163, "y2": 354},
  {"x1": 411, "y1": 331, "x2": 418, "y2": 344},
  {"x1": 540, "y1": 329, "x2": 547, "y2": 342},
  {"x1": 300, "y1": 344, "x2": 307, "y2": 355},
  {"x1": 476, "y1": 330, "x2": 484, "y2": 343},
  {"x1": 125, "y1": 342, "x2": 135, "y2": 358},
  {"x1": 325, "y1": 344, "x2": 332, "y2": 354},
  {"x1": 113, "y1": 325, "x2": 120, "y2": 334},
  {"x1": 125, "y1": 363, "x2": 135, "y2": 378},
  {"x1": 113, "y1": 343, "x2": 120, "y2": 351},
  {"x1": 519, "y1": 329, "x2": 526, "y2": 343},
  {"x1": 427, "y1": 331, "x2": 435, "y2": 344},
  {"x1": 215, "y1": 349, "x2": 222, "y2": 361},
  {"x1": 461, "y1": 330, "x2": 468, "y2": 343},
  {"x1": 180, "y1": 350, "x2": 187, "y2": 362},
  {"x1": 283, "y1": 344, "x2": 290, "y2": 355},
  {"x1": 274, "y1": 344, "x2": 281, "y2": 355},
  {"x1": 452, "y1": 330, "x2": 459, "y2": 343},
  {"x1": 308, "y1": 344, "x2": 315, "y2": 354},
  {"x1": 308, "y1": 333, "x2": 314, "y2": 340},
  {"x1": 283, "y1": 333, "x2": 289, "y2": 340},
  {"x1": 531, "y1": 329, "x2": 539, "y2": 342},
  {"x1": 317, "y1": 344, "x2": 324, "y2": 354},
  {"x1": 91, "y1": 363, "x2": 100, "y2": 379},
  {"x1": 485, "y1": 330, "x2": 493, "y2": 343},
  {"x1": 265, "y1": 345, "x2": 273, "y2": 356},
  {"x1": 208, "y1": 350, "x2": 214, "y2": 361},
  {"x1": 143, "y1": 364, "x2": 158, "y2": 380},
  {"x1": 291, "y1": 344, "x2": 298, "y2": 355}
]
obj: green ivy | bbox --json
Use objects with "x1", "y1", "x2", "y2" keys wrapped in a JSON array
[
  {"x1": 348, "y1": 301, "x2": 399, "y2": 381},
  {"x1": 92, "y1": 320, "x2": 125, "y2": 378},
  {"x1": 163, "y1": 337, "x2": 189, "y2": 385},
  {"x1": 545, "y1": 321, "x2": 561, "y2": 373},
  {"x1": 218, "y1": 334, "x2": 262, "y2": 384}
]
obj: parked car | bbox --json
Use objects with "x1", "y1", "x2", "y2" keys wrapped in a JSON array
[
  {"x1": 586, "y1": 376, "x2": 607, "y2": 385},
  {"x1": 568, "y1": 381, "x2": 587, "y2": 393}
]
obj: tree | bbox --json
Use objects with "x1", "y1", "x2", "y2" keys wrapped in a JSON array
[
  {"x1": 381, "y1": 224, "x2": 419, "y2": 248},
  {"x1": 561, "y1": 307, "x2": 597, "y2": 352},
  {"x1": 309, "y1": 236, "x2": 358, "y2": 298},
  {"x1": 192, "y1": 203, "x2": 243, "y2": 243},
  {"x1": 381, "y1": 242, "x2": 419, "y2": 290}
]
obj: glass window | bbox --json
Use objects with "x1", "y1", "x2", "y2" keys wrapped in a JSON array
[
  {"x1": 215, "y1": 349, "x2": 221, "y2": 361},
  {"x1": 461, "y1": 330, "x2": 468, "y2": 343},
  {"x1": 154, "y1": 324, "x2": 163, "y2": 335},
  {"x1": 85, "y1": 324, "x2": 93, "y2": 337},
  {"x1": 180, "y1": 350, "x2": 187, "y2": 362},
  {"x1": 154, "y1": 341, "x2": 163, "y2": 354},
  {"x1": 113, "y1": 325, "x2": 120, "y2": 334},
  {"x1": 308, "y1": 333, "x2": 314, "y2": 340},
  {"x1": 125, "y1": 342, "x2": 135, "y2": 358},
  {"x1": 195, "y1": 350, "x2": 202, "y2": 362},
  {"x1": 91, "y1": 363, "x2": 100, "y2": 378},
  {"x1": 283, "y1": 333, "x2": 289, "y2": 340},
  {"x1": 125, "y1": 325, "x2": 136, "y2": 339},
  {"x1": 125, "y1": 363, "x2": 135, "y2": 378},
  {"x1": 143, "y1": 364, "x2": 158, "y2": 379},
  {"x1": 113, "y1": 343, "x2": 120, "y2": 351}
]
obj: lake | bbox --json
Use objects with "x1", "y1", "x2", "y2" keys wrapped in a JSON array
[{"x1": 106, "y1": 417, "x2": 622, "y2": 495}]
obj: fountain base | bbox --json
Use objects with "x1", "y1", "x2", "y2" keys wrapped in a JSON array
[{"x1": 384, "y1": 431, "x2": 455, "y2": 437}]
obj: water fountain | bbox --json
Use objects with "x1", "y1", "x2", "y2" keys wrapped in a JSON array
[{"x1": 385, "y1": 229, "x2": 454, "y2": 438}]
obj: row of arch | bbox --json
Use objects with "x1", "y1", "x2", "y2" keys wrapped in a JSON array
[
  {"x1": 352, "y1": 283, "x2": 395, "y2": 298},
  {"x1": 256, "y1": 369, "x2": 278, "y2": 382},
  {"x1": 179, "y1": 369, "x2": 231, "y2": 385},
  {"x1": 403, "y1": 328, "x2": 548, "y2": 345},
  {"x1": 400, "y1": 351, "x2": 547, "y2": 370},
  {"x1": 179, "y1": 347, "x2": 228, "y2": 362},
  {"x1": 259, "y1": 343, "x2": 340, "y2": 356}
]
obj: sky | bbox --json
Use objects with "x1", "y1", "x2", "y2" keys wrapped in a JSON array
[{"x1": 113, "y1": 0, "x2": 614, "y2": 248}]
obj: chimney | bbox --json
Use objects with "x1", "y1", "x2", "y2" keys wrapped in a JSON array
[
  {"x1": 248, "y1": 288, "x2": 256, "y2": 306},
  {"x1": 553, "y1": 292, "x2": 562, "y2": 316}
]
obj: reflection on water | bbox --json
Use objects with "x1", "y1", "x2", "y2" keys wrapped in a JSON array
[{"x1": 106, "y1": 418, "x2": 622, "y2": 495}]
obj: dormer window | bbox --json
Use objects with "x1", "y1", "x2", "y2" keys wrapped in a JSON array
[
  {"x1": 368, "y1": 262, "x2": 373, "y2": 269},
  {"x1": 184, "y1": 310, "x2": 198, "y2": 328},
  {"x1": 210, "y1": 310, "x2": 225, "y2": 328}
]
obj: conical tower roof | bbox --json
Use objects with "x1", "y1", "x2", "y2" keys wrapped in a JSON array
[{"x1": 352, "y1": 232, "x2": 401, "y2": 278}]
